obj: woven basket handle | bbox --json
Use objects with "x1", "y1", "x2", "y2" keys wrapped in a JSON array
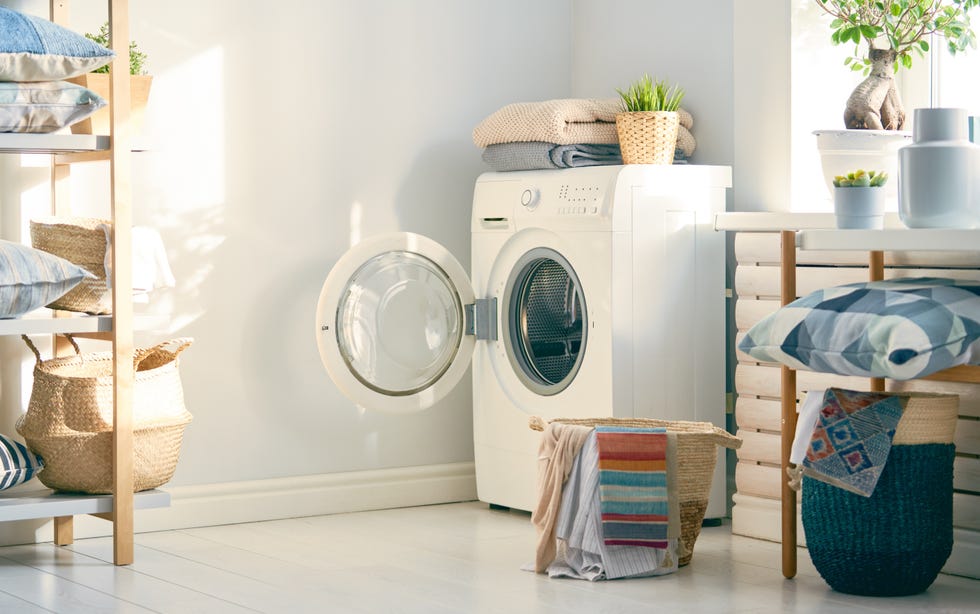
[
  {"x1": 20, "y1": 334, "x2": 81, "y2": 365},
  {"x1": 527, "y1": 415, "x2": 743, "y2": 449},
  {"x1": 134, "y1": 337, "x2": 193, "y2": 370}
]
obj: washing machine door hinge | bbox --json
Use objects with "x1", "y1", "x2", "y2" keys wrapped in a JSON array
[{"x1": 465, "y1": 298, "x2": 497, "y2": 341}]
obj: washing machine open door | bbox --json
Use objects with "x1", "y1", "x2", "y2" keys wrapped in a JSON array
[{"x1": 316, "y1": 232, "x2": 485, "y2": 414}]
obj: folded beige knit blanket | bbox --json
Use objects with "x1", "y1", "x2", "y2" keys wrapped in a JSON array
[{"x1": 473, "y1": 98, "x2": 696, "y2": 157}]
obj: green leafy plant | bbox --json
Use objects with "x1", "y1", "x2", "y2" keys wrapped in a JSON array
[
  {"x1": 833, "y1": 169, "x2": 889, "y2": 187},
  {"x1": 818, "y1": 0, "x2": 979, "y2": 74},
  {"x1": 84, "y1": 22, "x2": 148, "y2": 75},
  {"x1": 616, "y1": 74, "x2": 685, "y2": 112},
  {"x1": 817, "y1": 1, "x2": 980, "y2": 130}
]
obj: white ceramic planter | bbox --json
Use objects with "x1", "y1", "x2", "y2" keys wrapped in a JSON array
[
  {"x1": 834, "y1": 186, "x2": 886, "y2": 229},
  {"x1": 898, "y1": 108, "x2": 980, "y2": 228},
  {"x1": 814, "y1": 129, "x2": 910, "y2": 208}
]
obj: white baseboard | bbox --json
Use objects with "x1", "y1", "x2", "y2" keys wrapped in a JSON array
[{"x1": 0, "y1": 462, "x2": 477, "y2": 547}]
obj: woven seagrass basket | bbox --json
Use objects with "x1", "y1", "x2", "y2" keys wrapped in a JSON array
[
  {"x1": 30, "y1": 216, "x2": 112, "y2": 314},
  {"x1": 615, "y1": 111, "x2": 679, "y2": 165},
  {"x1": 16, "y1": 336, "x2": 193, "y2": 494},
  {"x1": 801, "y1": 390, "x2": 958, "y2": 596},
  {"x1": 530, "y1": 416, "x2": 741, "y2": 566}
]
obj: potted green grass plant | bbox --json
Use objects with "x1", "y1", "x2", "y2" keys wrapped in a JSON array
[
  {"x1": 68, "y1": 22, "x2": 151, "y2": 135},
  {"x1": 832, "y1": 169, "x2": 889, "y2": 228},
  {"x1": 615, "y1": 74, "x2": 685, "y2": 164}
]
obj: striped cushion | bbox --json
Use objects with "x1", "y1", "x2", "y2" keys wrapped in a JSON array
[
  {"x1": 0, "y1": 239, "x2": 89, "y2": 318},
  {"x1": 0, "y1": 433, "x2": 42, "y2": 490}
]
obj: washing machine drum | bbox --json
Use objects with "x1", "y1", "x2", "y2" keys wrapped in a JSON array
[
  {"x1": 503, "y1": 247, "x2": 587, "y2": 396},
  {"x1": 316, "y1": 233, "x2": 588, "y2": 413}
]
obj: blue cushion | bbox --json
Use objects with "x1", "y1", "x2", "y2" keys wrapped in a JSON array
[
  {"x1": 0, "y1": 239, "x2": 90, "y2": 318},
  {"x1": 738, "y1": 277, "x2": 980, "y2": 380},
  {"x1": 0, "y1": 81, "x2": 105, "y2": 133},
  {"x1": 0, "y1": 7, "x2": 114, "y2": 81},
  {"x1": 0, "y1": 433, "x2": 43, "y2": 490}
]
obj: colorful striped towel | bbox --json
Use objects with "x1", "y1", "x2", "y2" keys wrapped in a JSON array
[{"x1": 595, "y1": 426, "x2": 669, "y2": 549}]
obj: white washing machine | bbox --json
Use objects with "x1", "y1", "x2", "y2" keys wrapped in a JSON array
[{"x1": 316, "y1": 164, "x2": 732, "y2": 517}]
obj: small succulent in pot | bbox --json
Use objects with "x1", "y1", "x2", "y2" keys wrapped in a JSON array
[{"x1": 833, "y1": 169, "x2": 889, "y2": 187}]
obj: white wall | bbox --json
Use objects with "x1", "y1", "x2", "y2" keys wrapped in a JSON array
[
  {"x1": 570, "y1": 0, "x2": 734, "y2": 172},
  {"x1": 0, "y1": 0, "x2": 750, "y2": 527},
  {"x1": 0, "y1": 0, "x2": 573, "y2": 492}
]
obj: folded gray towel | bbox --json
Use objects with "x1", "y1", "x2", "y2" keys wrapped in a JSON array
[
  {"x1": 482, "y1": 142, "x2": 688, "y2": 172},
  {"x1": 482, "y1": 142, "x2": 622, "y2": 172}
]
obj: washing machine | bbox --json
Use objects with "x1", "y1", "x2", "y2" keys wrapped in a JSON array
[{"x1": 316, "y1": 164, "x2": 732, "y2": 517}]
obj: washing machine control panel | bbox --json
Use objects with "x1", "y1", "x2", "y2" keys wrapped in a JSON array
[{"x1": 554, "y1": 183, "x2": 604, "y2": 215}]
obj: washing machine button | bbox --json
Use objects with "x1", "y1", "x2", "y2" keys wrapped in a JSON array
[{"x1": 520, "y1": 188, "x2": 540, "y2": 209}]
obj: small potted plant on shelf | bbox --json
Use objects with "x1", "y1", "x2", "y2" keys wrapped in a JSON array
[
  {"x1": 615, "y1": 74, "x2": 685, "y2": 165},
  {"x1": 68, "y1": 22, "x2": 151, "y2": 136},
  {"x1": 832, "y1": 168, "x2": 889, "y2": 228}
]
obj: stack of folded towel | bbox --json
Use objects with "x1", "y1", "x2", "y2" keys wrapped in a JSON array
[{"x1": 472, "y1": 98, "x2": 697, "y2": 171}]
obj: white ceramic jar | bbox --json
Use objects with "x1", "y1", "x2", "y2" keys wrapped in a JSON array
[{"x1": 898, "y1": 108, "x2": 980, "y2": 228}]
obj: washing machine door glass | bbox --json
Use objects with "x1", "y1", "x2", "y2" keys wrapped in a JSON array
[
  {"x1": 504, "y1": 247, "x2": 587, "y2": 395},
  {"x1": 317, "y1": 232, "x2": 476, "y2": 413}
]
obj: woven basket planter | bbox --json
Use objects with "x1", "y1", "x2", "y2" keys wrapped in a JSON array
[
  {"x1": 615, "y1": 111, "x2": 679, "y2": 165},
  {"x1": 530, "y1": 416, "x2": 741, "y2": 566},
  {"x1": 16, "y1": 336, "x2": 193, "y2": 494},
  {"x1": 30, "y1": 217, "x2": 112, "y2": 315},
  {"x1": 801, "y1": 390, "x2": 958, "y2": 596}
]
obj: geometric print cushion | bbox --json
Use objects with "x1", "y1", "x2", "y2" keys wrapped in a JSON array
[
  {"x1": 738, "y1": 277, "x2": 980, "y2": 380},
  {"x1": 802, "y1": 388, "x2": 905, "y2": 497}
]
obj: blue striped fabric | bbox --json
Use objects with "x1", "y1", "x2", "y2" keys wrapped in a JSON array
[
  {"x1": 0, "y1": 239, "x2": 89, "y2": 318},
  {"x1": 0, "y1": 433, "x2": 42, "y2": 491}
]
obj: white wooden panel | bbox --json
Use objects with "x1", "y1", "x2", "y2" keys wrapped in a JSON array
[
  {"x1": 955, "y1": 457, "x2": 980, "y2": 494},
  {"x1": 735, "y1": 298, "x2": 780, "y2": 331},
  {"x1": 734, "y1": 363, "x2": 870, "y2": 399},
  {"x1": 734, "y1": 232, "x2": 980, "y2": 267},
  {"x1": 731, "y1": 492, "x2": 804, "y2": 545},
  {"x1": 736, "y1": 265, "x2": 980, "y2": 299},
  {"x1": 734, "y1": 397, "x2": 783, "y2": 432},
  {"x1": 947, "y1": 528, "x2": 980, "y2": 578},
  {"x1": 734, "y1": 462, "x2": 780, "y2": 500},
  {"x1": 736, "y1": 429, "x2": 780, "y2": 465},
  {"x1": 954, "y1": 493, "x2": 980, "y2": 531}
]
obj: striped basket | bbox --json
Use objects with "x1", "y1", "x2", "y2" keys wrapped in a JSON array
[
  {"x1": 615, "y1": 111, "x2": 679, "y2": 165},
  {"x1": 801, "y1": 390, "x2": 958, "y2": 596},
  {"x1": 16, "y1": 336, "x2": 193, "y2": 494},
  {"x1": 530, "y1": 416, "x2": 741, "y2": 566}
]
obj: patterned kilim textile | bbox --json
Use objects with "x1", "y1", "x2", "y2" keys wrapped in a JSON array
[
  {"x1": 802, "y1": 388, "x2": 907, "y2": 497},
  {"x1": 595, "y1": 426, "x2": 668, "y2": 548}
]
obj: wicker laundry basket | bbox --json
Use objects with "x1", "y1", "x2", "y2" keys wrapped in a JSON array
[
  {"x1": 16, "y1": 336, "x2": 193, "y2": 494},
  {"x1": 800, "y1": 390, "x2": 958, "y2": 596},
  {"x1": 31, "y1": 216, "x2": 113, "y2": 314},
  {"x1": 615, "y1": 111, "x2": 680, "y2": 165},
  {"x1": 530, "y1": 416, "x2": 741, "y2": 566}
]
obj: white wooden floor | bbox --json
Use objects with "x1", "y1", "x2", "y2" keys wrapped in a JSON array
[{"x1": 0, "y1": 501, "x2": 976, "y2": 613}]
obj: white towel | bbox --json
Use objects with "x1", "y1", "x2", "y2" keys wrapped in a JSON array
[{"x1": 132, "y1": 226, "x2": 176, "y2": 293}]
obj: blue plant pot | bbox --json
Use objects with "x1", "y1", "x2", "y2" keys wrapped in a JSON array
[{"x1": 802, "y1": 444, "x2": 954, "y2": 596}]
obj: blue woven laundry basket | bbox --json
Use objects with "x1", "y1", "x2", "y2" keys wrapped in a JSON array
[{"x1": 802, "y1": 443, "x2": 955, "y2": 596}]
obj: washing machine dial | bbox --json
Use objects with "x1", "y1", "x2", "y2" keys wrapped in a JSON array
[{"x1": 520, "y1": 187, "x2": 540, "y2": 210}]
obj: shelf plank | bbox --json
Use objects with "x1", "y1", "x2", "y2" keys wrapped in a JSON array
[
  {"x1": 0, "y1": 489, "x2": 169, "y2": 522},
  {"x1": 799, "y1": 228, "x2": 980, "y2": 252},
  {"x1": 0, "y1": 312, "x2": 167, "y2": 337},
  {"x1": 0, "y1": 133, "x2": 109, "y2": 154}
]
